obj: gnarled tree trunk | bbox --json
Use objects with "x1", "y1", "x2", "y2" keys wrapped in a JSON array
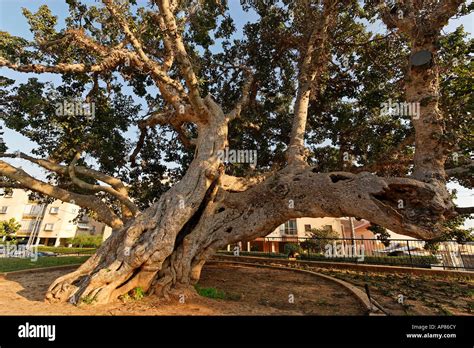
[{"x1": 45, "y1": 100, "x2": 455, "y2": 305}]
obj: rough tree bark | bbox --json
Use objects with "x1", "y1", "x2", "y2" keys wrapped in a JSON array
[{"x1": 0, "y1": 0, "x2": 468, "y2": 305}]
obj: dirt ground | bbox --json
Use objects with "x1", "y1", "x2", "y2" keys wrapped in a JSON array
[
  {"x1": 310, "y1": 267, "x2": 474, "y2": 315},
  {"x1": 0, "y1": 263, "x2": 366, "y2": 315}
]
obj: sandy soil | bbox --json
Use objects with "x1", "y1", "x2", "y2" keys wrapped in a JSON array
[
  {"x1": 312, "y1": 267, "x2": 474, "y2": 315},
  {"x1": 0, "y1": 263, "x2": 366, "y2": 315}
]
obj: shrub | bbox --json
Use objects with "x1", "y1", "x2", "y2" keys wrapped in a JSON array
[
  {"x1": 195, "y1": 286, "x2": 226, "y2": 299},
  {"x1": 297, "y1": 253, "x2": 439, "y2": 268},
  {"x1": 0, "y1": 218, "x2": 20, "y2": 242},
  {"x1": 250, "y1": 244, "x2": 260, "y2": 252},
  {"x1": 284, "y1": 243, "x2": 301, "y2": 256},
  {"x1": 66, "y1": 234, "x2": 102, "y2": 248},
  {"x1": 300, "y1": 227, "x2": 340, "y2": 253},
  {"x1": 217, "y1": 250, "x2": 287, "y2": 259},
  {"x1": 130, "y1": 287, "x2": 145, "y2": 300}
]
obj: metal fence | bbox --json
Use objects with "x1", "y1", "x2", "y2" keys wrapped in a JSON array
[{"x1": 220, "y1": 236, "x2": 474, "y2": 271}]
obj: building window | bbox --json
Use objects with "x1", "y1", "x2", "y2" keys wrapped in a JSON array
[
  {"x1": 281, "y1": 219, "x2": 297, "y2": 235},
  {"x1": 324, "y1": 225, "x2": 333, "y2": 233},
  {"x1": 24, "y1": 205, "x2": 42, "y2": 216},
  {"x1": 304, "y1": 224, "x2": 312, "y2": 232},
  {"x1": 44, "y1": 223, "x2": 54, "y2": 231},
  {"x1": 3, "y1": 191, "x2": 13, "y2": 198},
  {"x1": 49, "y1": 207, "x2": 59, "y2": 214},
  {"x1": 20, "y1": 220, "x2": 36, "y2": 233},
  {"x1": 0, "y1": 206, "x2": 8, "y2": 214}
]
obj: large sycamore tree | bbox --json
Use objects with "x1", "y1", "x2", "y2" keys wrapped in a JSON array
[{"x1": 0, "y1": 0, "x2": 472, "y2": 304}]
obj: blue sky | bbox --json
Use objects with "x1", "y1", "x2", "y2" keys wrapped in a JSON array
[{"x1": 0, "y1": 1, "x2": 472, "y2": 227}]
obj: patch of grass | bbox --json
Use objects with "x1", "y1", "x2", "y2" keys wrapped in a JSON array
[
  {"x1": 37, "y1": 246, "x2": 96, "y2": 255},
  {"x1": 130, "y1": 287, "x2": 145, "y2": 300},
  {"x1": 196, "y1": 285, "x2": 241, "y2": 301},
  {"x1": 195, "y1": 285, "x2": 226, "y2": 299},
  {"x1": 194, "y1": 285, "x2": 243, "y2": 300},
  {"x1": 81, "y1": 295, "x2": 95, "y2": 305},
  {"x1": 119, "y1": 287, "x2": 146, "y2": 302},
  {"x1": 0, "y1": 256, "x2": 89, "y2": 272}
]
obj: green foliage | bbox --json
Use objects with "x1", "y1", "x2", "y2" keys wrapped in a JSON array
[
  {"x1": 368, "y1": 224, "x2": 391, "y2": 247},
  {"x1": 0, "y1": 256, "x2": 89, "y2": 272},
  {"x1": 284, "y1": 243, "x2": 301, "y2": 256},
  {"x1": 217, "y1": 250, "x2": 287, "y2": 259},
  {"x1": 0, "y1": 218, "x2": 21, "y2": 241},
  {"x1": 130, "y1": 287, "x2": 145, "y2": 300},
  {"x1": 37, "y1": 246, "x2": 96, "y2": 255},
  {"x1": 195, "y1": 285, "x2": 226, "y2": 299},
  {"x1": 250, "y1": 244, "x2": 260, "y2": 252},
  {"x1": 81, "y1": 295, "x2": 95, "y2": 305},
  {"x1": 297, "y1": 254, "x2": 439, "y2": 268},
  {"x1": 424, "y1": 192, "x2": 473, "y2": 251},
  {"x1": 300, "y1": 228, "x2": 340, "y2": 253},
  {"x1": 66, "y1": 234, "x2": 102, "y2": 248}
]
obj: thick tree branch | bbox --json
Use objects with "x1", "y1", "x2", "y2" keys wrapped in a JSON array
[
  {"x1": 220, "y1": 173, "x2": 271, "y2": 192},
  {"x1": 1, "y1": 152, "x2": 137, "y2": 220},
  {"x1": 130, "y1": 110, "x2": 196, "y2": 166},
  {"x1": 156, "y1": 0, "x2": 211, "y2": 121},
  {"x1": 205, "y1": 168, "x2": 456, "y2": 245},
  {"x1": 0, "y1": 160, "x2": 123, "y2": 228},
  {"x1": 445, "y1": 160, "x2": 474, "y2": 176},
  {"x1": 0, "y1": 55, "x2": 124, "y2": 74},
  {"x1": 102, "y1": 0, "x2": 188, "y2": 109},
  {"x1": 67, "y1": 152, "x2": 139, "y2": 218},
  {"x1": 227, "y1": 66, "x2": 255, "y2": 121},
  {"x1": 455, "y1": 206, "x2": 474, "y2": 215},
  {"x1": 286, "y1": 0, "x2": 338, "y2": 166},
  {"x1": 377, "y1": 0, "x2": 467, "y2": 181}
]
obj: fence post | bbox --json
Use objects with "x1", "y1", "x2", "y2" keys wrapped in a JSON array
[{"x1": 407, "y1": 240, "x2": 413, "y2": 268}]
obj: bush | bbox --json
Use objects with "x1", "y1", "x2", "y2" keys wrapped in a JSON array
[
  {"x1": 284, "y1": 243, "x2": 301, "y2": 256},
  {"x1": 217, "y1": 250, "x2": 288, "y2": 259},
  {"x1": 250, "y1": 244, "x2": 260, "y2": 252},
  {"x1": 130, "y1": 287, "x2": 145, "y2": 300},
  {"x1": 66, "y1": 235, "x2": 103, "y2": 248},
  {"x1": 363, "y1": 255, "x2": 439, "y2": 267},
  {"x1": 195, "y1": 286, "x2": 226, "y2": 299},
  {"x1": 0, "y1": 218, "x2": 21, "y2": 242},
  {"x1": 300, "y1": 227, "x2": 340, "y2": 253},
  {"x1": 297, "y1": 253, "x2": 439, "y2": 268}
]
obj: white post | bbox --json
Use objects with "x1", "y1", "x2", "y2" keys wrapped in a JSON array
[
  {"x1": 271, "y1": 243, "x2": 275, "y2": 253},
  {"x1": 247, "y1": 241, "x2": 251, "y2": 252},
  {"x1": 227, "y1": 244, "x2": 231, "y2": 251}
]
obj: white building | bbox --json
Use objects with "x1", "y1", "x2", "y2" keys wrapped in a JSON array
[{"x1": 0, "y1": 189, "x2": 112, "y2": 246}]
